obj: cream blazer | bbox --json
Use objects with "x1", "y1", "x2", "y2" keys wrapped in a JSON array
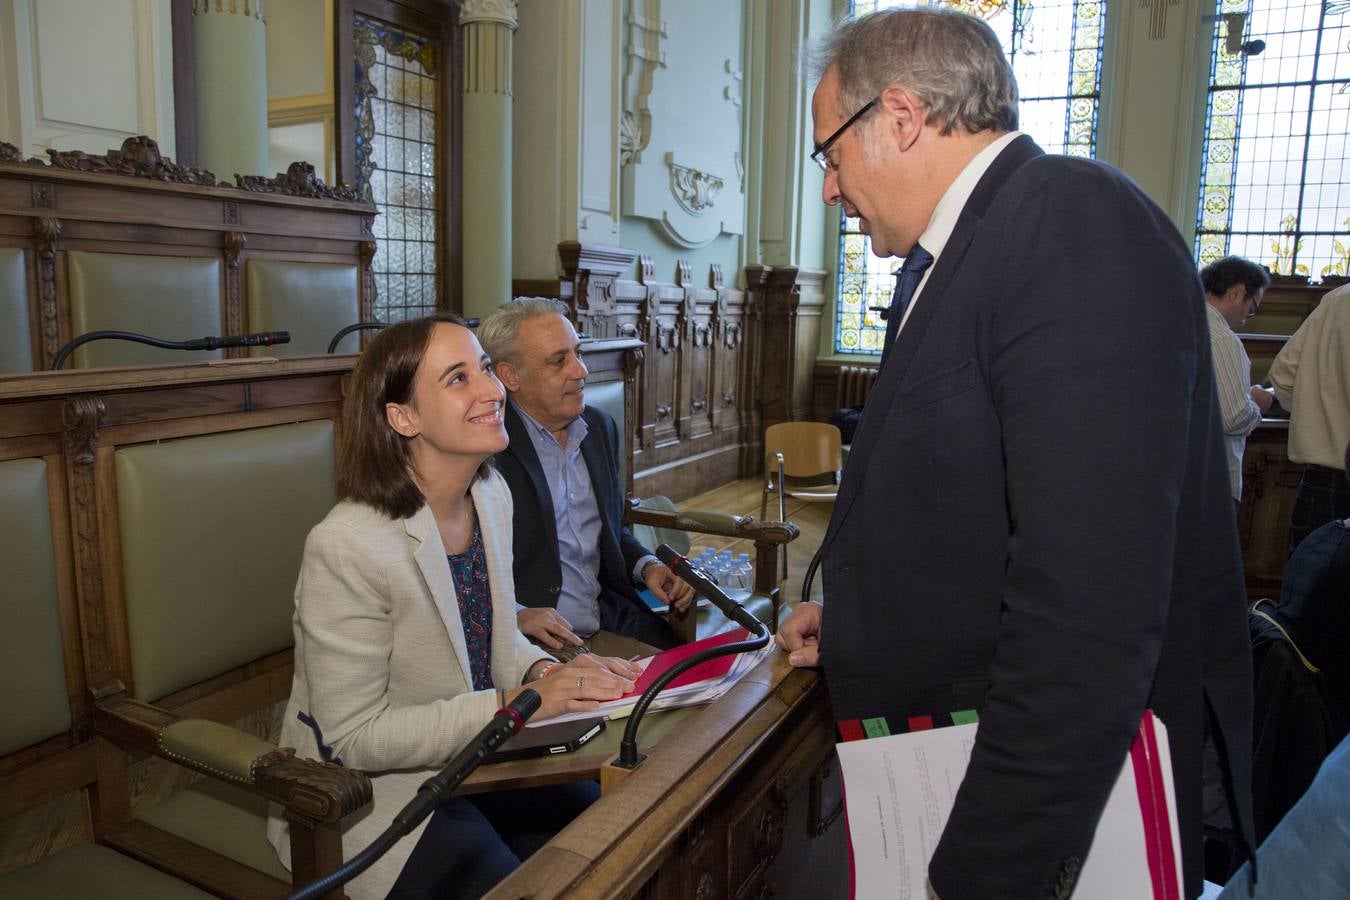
[{"x1": 267, "y1": 469, "x2": 545, "y2": 899}]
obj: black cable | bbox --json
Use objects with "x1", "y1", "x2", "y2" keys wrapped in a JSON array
[
  {"x1": 325, "y1": 321, "x2": 387, "y2": 353},
  {"x1": 615, "y1": 619, "x2": 770, "y2": 769},
  {"x1": 51, "y1": 330, "x2": 195, "y2": 370}
]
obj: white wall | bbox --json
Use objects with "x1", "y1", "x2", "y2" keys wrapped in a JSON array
[{"x1": 0, "y1": 0, "x2": 175, "y2": 158}]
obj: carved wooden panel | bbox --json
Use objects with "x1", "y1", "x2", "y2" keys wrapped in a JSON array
[{"x1": 1238, "y1": 423, "x2": 1301, "y2": 599}]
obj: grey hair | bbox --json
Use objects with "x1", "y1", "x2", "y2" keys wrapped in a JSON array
[
  {"x1": 476, "y1": 297, "x2": 571, "y2": 369},
  {"x1": 813, "y1": 7, "x2": 1018, "y2": 136}
]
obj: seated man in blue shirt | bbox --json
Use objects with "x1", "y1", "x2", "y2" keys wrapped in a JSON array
[{"x1": 479, "y1": 298, "x2": 694, "y2": 656}]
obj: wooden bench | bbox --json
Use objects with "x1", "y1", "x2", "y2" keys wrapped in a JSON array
[
  {"x1": 0, "y1": 357, "x2": 371, "y2": 898},
  {"x1": 0, "y1": 136, "x2": 375, "y2": 373}
]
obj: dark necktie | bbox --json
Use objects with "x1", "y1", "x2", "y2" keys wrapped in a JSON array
[{"x1": 881, "y1": 243, "x2": 934, "y2": 363}]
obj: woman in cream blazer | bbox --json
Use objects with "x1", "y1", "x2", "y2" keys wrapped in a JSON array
[{"x1": 268, "y1": 314, "x2": 638, "y2": 899}]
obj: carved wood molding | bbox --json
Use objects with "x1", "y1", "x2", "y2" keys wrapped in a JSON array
[
  {"x1": 359, "y1": 241, "x2": 377, "y2": 323},
  {"x1": 46, "y1": 136, "x2": 223, "y2": 186},
  {"x1": 1, "y1": 140, "x2": 45, "y2": 165},
  {"x1": 63, "y1": 396, "x2": 113, "y2": 688},
  {"x1": 223, "y1": 231, "x2": 246, "y2": 340},
  {"x1": 33, "y1": 216, "x2": 62, "y2": 365},
  {"x1": 236, "y1": 161, "x2": 363, "y2": 203}
]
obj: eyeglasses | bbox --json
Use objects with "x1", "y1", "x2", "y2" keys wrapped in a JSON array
[
  {"x1": 1245, "y1": 289, "x2": 1263, "y2": 315},
  {"x1": 810, "y1": 96, "x2": 880, "y2": 173}
]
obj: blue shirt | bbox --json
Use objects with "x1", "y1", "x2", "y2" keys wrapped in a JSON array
[{"x1": 513, "y1": 403, "x2": 604, "y2": 637}]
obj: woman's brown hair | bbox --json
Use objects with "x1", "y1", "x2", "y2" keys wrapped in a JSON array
[{"x1": 337, "y1": 313, "x2": 475, "y2": 519}]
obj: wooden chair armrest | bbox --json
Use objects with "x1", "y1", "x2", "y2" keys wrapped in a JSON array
[
  {"x1": 626, "y1": 499, "x2": 801, "y2": 545},
  {"x1": 94, "y1": 696, "x2": 371, "y2": 825}
]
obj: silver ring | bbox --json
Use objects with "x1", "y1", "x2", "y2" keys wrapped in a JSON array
[{"x1": 576, "y1": 675, "x2": 586, "y2": 689}]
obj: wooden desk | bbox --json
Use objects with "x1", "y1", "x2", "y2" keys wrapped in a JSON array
[{"x1": 483, "y1": 650, "x2": 848, "y2": 899}]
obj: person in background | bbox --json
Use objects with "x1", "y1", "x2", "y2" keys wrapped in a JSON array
[
  {"x1": 479, "y1": 298, "x2": 694, "y2": 658},
  {"x1": 267, "y1": 314, "x2": 640, "y2": 899},
  {"x1": 1200, "y1": 255, "x2": 1273, "y2": 504},
  {"x1": 1270, "y1": 282, "x2": 1350, "y2": 551}
]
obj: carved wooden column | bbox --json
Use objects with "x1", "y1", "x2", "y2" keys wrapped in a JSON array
[
  {"x1": 192, "y1": 0, "x2": 269, "y2": 180},
  {"x1": 558, "y1": 241, "x2": 638, "y2": 339},
  {"x1": 222, "y1": 231, "x2": 245, "y2": 358},
  {"x1": 62, "y1": 396, "x2": 124, "y2": 698},
  {"x1": 748, "y1": 264, "x2": 826, "y2": 432},
  {"x1": 741, "y1": 264, "x2": 770, "y2": 475},
  {"x1": 460, "y1": 0, "x2": 518, "y2": 319},
  {"x1": 33, "y1": 216, "x2": 62, "y2": 369}
]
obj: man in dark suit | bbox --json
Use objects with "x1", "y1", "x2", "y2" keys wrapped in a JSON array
[
  {"x1": 775, "y1": 9, "x2": 1254, "y2": 898},
  {"x1": 479, "y1": 298, "x2": 693, "y2": 656}
]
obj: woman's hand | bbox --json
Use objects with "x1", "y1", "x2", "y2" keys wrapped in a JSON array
[{"x1": 508, "y1": 654, "x2": 641, "y2": 720}]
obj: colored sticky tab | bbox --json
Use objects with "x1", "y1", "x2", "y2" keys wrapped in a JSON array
[
  {"x1": 838, "y1": 719, "x2": 866, "y2": 742},
  {"x1": 907, "y1": 715, "x2": 934, "y2": 732},
  {"x1": 862, "y1": 717, "x2": 891, "y2": 738},
  {"x1": 950, "y1": 709, "x2": 979, "y2": 726}
]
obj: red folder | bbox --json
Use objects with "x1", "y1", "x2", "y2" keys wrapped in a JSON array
[{"x1": 625, "y1": 627, "x2": 750, "y2": 697}]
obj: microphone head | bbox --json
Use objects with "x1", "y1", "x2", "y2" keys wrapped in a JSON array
[
  {"x1": 511, "y1": 687, "x2": 542, "y2": 721},
  {"x1": 270, "y1": 331, "x2": 291, "y2": 345},
  {"x1": 655, "y1": 543, "x2": 685, "y2": 568}
]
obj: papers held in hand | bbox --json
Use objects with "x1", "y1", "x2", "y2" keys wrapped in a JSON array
[{"x1": 835, "y1": 711, "x2": 1183, "y2": 900}]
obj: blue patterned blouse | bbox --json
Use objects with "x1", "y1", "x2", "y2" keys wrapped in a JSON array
[{"x1": 446, "y1": 518, "x2": 493, "y2": 691}]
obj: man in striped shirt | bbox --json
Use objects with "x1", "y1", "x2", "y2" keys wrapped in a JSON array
[{"x1": 1201, "y1": 256, "x2": 1273, "y2": 503}]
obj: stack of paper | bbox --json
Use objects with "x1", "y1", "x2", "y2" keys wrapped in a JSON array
[
  {"x1": 835, "y1": 710, "x2": 1183, "y2": 899},
  {"x1": 526, "y1": 627, "x2": 775, "y2": 727}
]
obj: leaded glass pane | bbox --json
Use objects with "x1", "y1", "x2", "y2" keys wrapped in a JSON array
[
  {"x1": 1194, "y1": 1, "x2": 1350, "y2": 278},
  {"x1": 835, "y1": 0, "x2": 1107, "y2": 354},
  {"x1": 355, "y1": 15, "x2": 440, "y2": 322}
]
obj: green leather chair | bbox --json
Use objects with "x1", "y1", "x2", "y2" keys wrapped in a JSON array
[
  {"x1": 66, "y1": 251, "x2": 224, "y2": 369},
  {"x1": 246, "y1": 259, "x2": 361, "y2": 357},
  {"x1": 104, "y1": 419, "x2": 361, "y2": 890},
  {"x1": 0, "y1": 247, "x2": 33, "y2": 373},
  {"x1": 0, "y1": 457, "x2": 211, "y2": 898}
]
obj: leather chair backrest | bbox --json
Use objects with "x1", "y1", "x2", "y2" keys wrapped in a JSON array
[
  {"x1": 114, "y1": 420, "x2": 336, "y2": 702},
  {"x1": 0, "y1": 248, "x2": 33, "y2": 373},
  {"x1": 0, "y1": 458, "x2": 70, "y2": 754},
  {"x1": 586, "y1": 379, "x2": 625, "y2": 464},
  {"x1": 630, "y1": 495, "x2": 691, "y2": 558},
  {"x1": 246, "y1": 260, "x2": 360, "y2": 357},
  {"x1": 67, "y1": 251, "x2": 223, "y2": 368}
]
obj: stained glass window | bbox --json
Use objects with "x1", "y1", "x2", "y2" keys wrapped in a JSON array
[
  {"x1": 835, "y1": 0, "x2": 1108, "y2": 354},
  {"x1": 354, "y1": 15, "x2": 440, "y2": 323},
  {"x1": 1195, "y1": 1, "x2": 1350, "y2": 279}
]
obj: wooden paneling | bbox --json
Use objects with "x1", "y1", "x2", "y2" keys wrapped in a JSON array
[
  {"x1": 1238, "y1": 421, "x2": 1300, "y2": 600},
  {"x1": 485, "y1": 655, "x2": 845, "y2": 900},
  {"x1": 519, "y1": 244, "x2": 827, "y2": 502},
  {"x1": 0, "y1": 138, "x2": 376, "y2": 370}
]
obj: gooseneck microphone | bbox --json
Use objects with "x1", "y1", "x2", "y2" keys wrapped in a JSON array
[
  {"x1": 51, "y1": 329, "x2": 291, "y2": 370},
  {"x1": 613, "y1": 546, "x2": 771, "y2": 771},
  {"x1": 286, "y1": 689, "x2": 541, "y2": 900},
  {"x1": 656, "y1": 544, "x2": 765, "y2": 633}
]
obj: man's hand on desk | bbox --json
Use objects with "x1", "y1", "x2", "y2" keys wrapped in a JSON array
[
  {"x1": 517, "y1": 607, "x2": 583, "y2": 650},
  {"x1": 642, "y1": 562, "x2": 696, "y2": 615},
  {"x1": 775, "y1": 601, "x2": 822, "y2": 667}
]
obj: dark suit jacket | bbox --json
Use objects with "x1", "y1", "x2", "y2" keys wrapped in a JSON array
[
  {"x1": 819, "y1": 136, "x2": 1255, "y2": 899},
  {"x1": 495, "y1": 403, "x2": 675, "y2": 650}
]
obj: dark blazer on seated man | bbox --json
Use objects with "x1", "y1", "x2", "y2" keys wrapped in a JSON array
[{"x1": 479, "y1": 299, "x2": 693, "y2": 653}]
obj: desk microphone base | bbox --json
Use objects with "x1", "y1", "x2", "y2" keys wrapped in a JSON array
[{"x1": 601, "y1": 752, "x2": 646, "y2": 793}]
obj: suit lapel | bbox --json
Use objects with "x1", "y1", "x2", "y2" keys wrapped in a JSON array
[
  {"x1": 504, "y1": 403, "x2": 560, "y2": 554},
  {"x1": 405, "y1": 504, "x2": 473, "y2": 686},
  {"x1": 824, "y1": 135, "x2": 1044, "y2": 551},
  {"x1": 579, "y1": 411, "x2": 625, "y2": 567}
]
